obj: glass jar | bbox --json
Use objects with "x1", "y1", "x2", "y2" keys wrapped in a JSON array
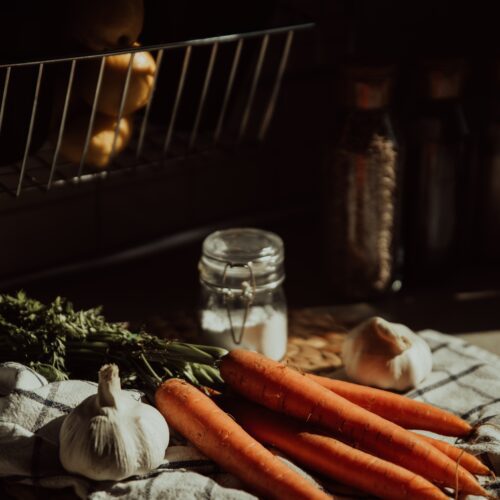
[
  {"x1": 323, "y1": 64, "x2": 402, "y2": 299},
  {"x1": 478, "y1": 59, "x2": 500, "y2": 261},
  {"x1": 405, "y1": 59, "x2": 468, "y2": 278},
  {"x1": 198, "y1": 227, "x2": 287, "y2": 360}
]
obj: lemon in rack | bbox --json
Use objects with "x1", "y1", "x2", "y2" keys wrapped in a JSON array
[
  {"x1": 59, "y1": 113, "x2": 133, "y2": 169},
  {"x1": 78, "y1": 47, "x2": 156, "y2": 118}
]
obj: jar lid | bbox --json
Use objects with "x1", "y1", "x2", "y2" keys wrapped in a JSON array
[
  {"x1": 339, "y1": 64, "x2": 394, "y2": 110},
  {"x1": 421, "y1": 59, "x2": 466, "y2": 100},
  {"x1": 199, "y1": 228, "x2": 285, "y2": 290}
]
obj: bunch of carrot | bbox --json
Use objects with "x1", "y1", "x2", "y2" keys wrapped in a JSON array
[{"x1": 155, "y1": 348, "x2": 492, "y2": 500}]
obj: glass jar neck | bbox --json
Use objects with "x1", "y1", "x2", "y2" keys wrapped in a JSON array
[{"x1": 199, "y1": 228, "x2": 285, "y2": 292}]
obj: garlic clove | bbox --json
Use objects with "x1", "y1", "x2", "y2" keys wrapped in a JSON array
[
  {"x1": 59, "y1": 364, "x2": 169, "y2": 481},
  {"x1": 372, "y1": 317, "x2": 413, "y2": 355},
  {"x1": 341, "y1": 317, "x2": 432, "y2": 391}
]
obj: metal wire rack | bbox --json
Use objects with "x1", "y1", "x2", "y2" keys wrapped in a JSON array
[{"x1": 0, "y1": 22, "x2": 312, "y2": 199}]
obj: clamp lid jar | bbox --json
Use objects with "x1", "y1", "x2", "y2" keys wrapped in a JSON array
[{"x1": 198, "y1": 227, "x2": 287, "y2": 360}]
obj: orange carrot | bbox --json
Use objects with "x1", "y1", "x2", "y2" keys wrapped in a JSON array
[
  {"x1": 155, "y1": 379, "x2": 331, "y2": 500},
  {"x1": 413, "y1": 432, "x2": 491, "y2": 476},
  {"x1": 221, "y1": 396, "x2": 449, "y2": 500},
  {"x1": 220, "y1": 349, "x2": 487, "y2": 496},
  {"x1": 307, "y1": 373, "x2": 472, "y2": 437}
]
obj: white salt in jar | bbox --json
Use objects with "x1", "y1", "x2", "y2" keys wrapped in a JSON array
[{"x1": 198, "y1": 228, "x2": 287, "y2": 360}]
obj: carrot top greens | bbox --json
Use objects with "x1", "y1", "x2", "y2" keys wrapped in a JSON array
[{"x1": 0, "y1": 291, "x2": 226, "y2": 393}]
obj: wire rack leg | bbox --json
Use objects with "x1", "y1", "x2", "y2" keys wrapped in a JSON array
[
  {"x1": 48, "y1": 59, "x2": 76, "y2": 189},
  {"x1": 214, "y1": 39, "x2": 243, "y2": 145},
  {"x1": 136, "y1": 49, "x2": 164, "y2": 158},
  {"x1": 188, "y1": 42, "x2": 219, "y2": 150},
  {"x1": 0, "y1": 66, "x2": 11, "y2": 137},
  {"x1": 16, "y1": 63, "x2": 44, "y2": 197},
  {"x1": 163, "y1": 45, "x2": 192, "y2": 157},
  {"x1": 258, "y1": 30, "x2": 294, "y2": 142},
  {"x1": 110, "y1": 52, "x2": 136, "y2": 161},
  {"x1": 78, "y1": 56, "x2": 106, "y2": 178},
  {"x1": 238, "y1": 34, "x2": 269, "y2": 143}
]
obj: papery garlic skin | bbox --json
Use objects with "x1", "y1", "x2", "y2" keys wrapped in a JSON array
[
  {"x1": 341, "y1": 317, "x2": 432, "y2": 391},
  {"x1": 59, "y1": 364, "x2": 169, "y2": 481}
]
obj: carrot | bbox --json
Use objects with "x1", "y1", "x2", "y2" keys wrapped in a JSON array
[
  {"x1": 413, "y1": 432, "x2": 491, "y2": 476},
  {"x1": 221, "y1": 396, "x2": 449, "y2": 500},
  {"x1": 306, "y1": 373, "x2": 472, "y2": 437},
  {"x1": 155, "y1": 379, "x2": 332, "y2": 500},
  {"x1": 220, "y1": 349, "x2": 487, "y2": 496}
]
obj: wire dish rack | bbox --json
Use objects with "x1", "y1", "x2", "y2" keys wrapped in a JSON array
[{"x1": 0, "y1": 21, "x2": 312, "y2": 199}]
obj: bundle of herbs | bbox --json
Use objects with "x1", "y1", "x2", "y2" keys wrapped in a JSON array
[{"x1": 0, "y1": 291, "x2": 225, "y2": 393}]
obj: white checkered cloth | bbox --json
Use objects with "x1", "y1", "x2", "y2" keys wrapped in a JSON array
[
  {"x1": 1, "y1": 330, "x2": 500, "y2": 499},
  {"x1": 0, "y1": 362, "x2": 254, "y2": 500}
]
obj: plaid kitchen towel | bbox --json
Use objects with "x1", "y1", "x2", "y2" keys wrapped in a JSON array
[
  {"x1": 0, "y1": 362, "x2": 255, "y2": 500},
  {"x1": 406, "y1": 330, "x2": 500, "y2": 499},
  {"x1": 1, "y1": 329, "x2": 500, "y2": 499}
]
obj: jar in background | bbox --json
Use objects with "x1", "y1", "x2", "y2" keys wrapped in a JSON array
[
  {"x1": 323, "y1": 64, "x2": 402, "y2": 300},
  {"x1": 478, "y1": 59, "x2": 500, "y2": 261},
  {"x1": 198, "y1": 228, "x2": 287, "y2": 360},
  {"x1": 405, "y1": 59, "x2": 468, "y2": 278}
]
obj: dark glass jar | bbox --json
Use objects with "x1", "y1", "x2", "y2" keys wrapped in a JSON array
[
  {"x1": 323, "y1": 65, "x2": 402, "y2": 300},
  {"x1": 478, "y1": 60, "x2": 500, "y2": 261},
  {"x1": 405, "y1": 60, "x2": 468, "y2": 278}
]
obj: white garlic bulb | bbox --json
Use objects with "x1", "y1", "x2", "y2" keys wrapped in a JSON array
[
  {"x1": 341, "y1": 317, "x2": 432, "y2": 391},
  {"x1": 59, "y1": 364, "x2": 169, "y2": 481}
]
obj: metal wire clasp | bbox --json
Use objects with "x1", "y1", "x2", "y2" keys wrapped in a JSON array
[{"x1": 221, "y1": 262, "x2": 256, "y2": 344}]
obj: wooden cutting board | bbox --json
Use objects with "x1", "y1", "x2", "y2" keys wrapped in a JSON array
[
  {"x1": 145, "y1": 306, "x2": 378, "y2": 373},
  {"x1": 283, "y1": 308, "x2": 346, "y2": 372}
]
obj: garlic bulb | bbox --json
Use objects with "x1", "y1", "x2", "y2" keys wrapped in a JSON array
[
  {"x1": 341, "y1": 317, "x2": 432, "y2": 391},
  {"x1": 59, "y1": 364, "x2": 169, "y2": 481}
]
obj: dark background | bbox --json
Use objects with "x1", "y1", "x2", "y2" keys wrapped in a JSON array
[{"x1": 0, "y1": 0, "x2": 499, "y2": 332}]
